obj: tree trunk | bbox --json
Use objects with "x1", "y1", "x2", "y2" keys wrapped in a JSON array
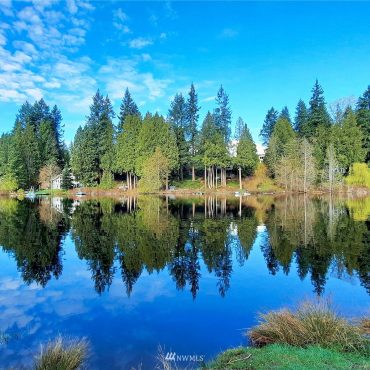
[
  {"x1": 192, "y1": 166, "x2": 195, "y2": 181},
  {"x1": 239, "y1": 167, "x2": 242, "y2": 190},
  {"x1": 165, "y1": 175, "x2": 169, "y2": 191},
  {"x1": 215, "y1": 167, "x2": 218, "y2": 188},
  {"x1": 204, "y1": 166, "x2": 207, "y2": 189}
]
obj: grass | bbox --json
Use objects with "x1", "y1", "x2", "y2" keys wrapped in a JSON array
[
  {"x1": 172, "y1": 179, "x2": 204, "y2": 190},
  {"x1": 248, "y1": 301, "x2": 369, "y2": 354},
  {"x1": 34, "y1": 336, "x2": 88, "y2": 370},
  {"x1": 206, "y1": 344, "x2": 370, "y2": 369}
]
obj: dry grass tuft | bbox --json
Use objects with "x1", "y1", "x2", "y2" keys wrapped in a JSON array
[
  {"x1": 34, "y1": 336, "x2": 88, "y2": 370},
  {"x1": 248, "y1": 301, "x2": 369, "y2": 354}
]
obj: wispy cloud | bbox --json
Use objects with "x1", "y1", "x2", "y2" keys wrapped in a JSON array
[
  {"x1": 113, "y1": 7, "x2": 131, "y2": 34},
  {"x1": 129, "y1": 37, "x2": 153, "y2": 49},
  {"x1": 220, "y1": 28, "x2": 239, "y2": 38}
]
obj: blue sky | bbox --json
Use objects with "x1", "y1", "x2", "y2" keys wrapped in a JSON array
[{"x1": 0, "y1": 1, "x2": 369, "y2": 143}]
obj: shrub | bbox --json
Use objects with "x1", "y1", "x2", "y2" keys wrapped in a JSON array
[
  {"x1": 0, "y1": 174, "x2": 18, "y2": 192},
  {"x1": 34, "y1": 336, "x2": 88, "y2": 370},
  {"x1": 248, "y1": 301, "x2": 369, "y2": 354},
  {"x1": 345, "y1": 163, "x2": 370, "y2": 188}
]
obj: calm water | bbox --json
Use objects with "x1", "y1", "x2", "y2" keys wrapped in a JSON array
[{"x1": 0, "y1": 195, "x2": 369, "y2": 369}]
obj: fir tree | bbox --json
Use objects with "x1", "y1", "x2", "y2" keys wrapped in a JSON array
[
  {"x1": 235, "y1": 124, "x2": 259, "y2": 189},
  {"x1": 214, "y1": 85, "x2": 232, "y2": 142},
  {"x1": 294, "y1": 99, "x2": 308, "y2": 135},
  {"x1": 185, "y1": 83, "x2": 200, "y2": 180},
  {"x1": 168, "y1": 93, "x2": 189, "y2": 179},
  {"x1": 356, "y1": 85, "x2": 370, "y2": 162},
  {"x1": 260, "y1": 107, "x2": 278, "y2": 145},
  {"x1": 306, "y1": 79, "x2": 331, "y2": 137},
  {"x1": 279, "y1": 106, "x2": 291, "y2": 123},
  {"x1": 118, "y1": 88, "x2": 141, "y2": 133},
  {"x1": 61, "y1": 166, "x2": 73, "y2": 190}
]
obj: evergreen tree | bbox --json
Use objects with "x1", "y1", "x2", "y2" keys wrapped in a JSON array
[
  {"x1": 61, "y1": 166, "x2": 73, "y2": 190},
  {"x1": 264, "y1": 117, "x2": 296, "y2": 176},
  {"x1": 185, "y1": 83, "x2": 200, "y2": 180},
  {"x1": 116, "y1": 115, "x2": 142, "y2": 189},
  {"x1": 39, "y1": 120, "x2": 59, "y2": 165},
  {"x1": 136, "y1": 114, "x2": 179, "y2": 188},
  {"x1": 214, "y1": 85, "x2": 232, "y2": 142},
  {"x1": 356, "y1": 85, "x2": 370, "y2": 162},
  {"x1": 294, "y1": 99, "x2": 308, "y2": 135},
  {"x1": 168, "y1": 93, "x2": 189, "y2": 180},
  {"x1": 279, "y1": 106, "x2": 291, "y2": 123},
  {"x1": 234, "y1": 117, "x2": 246, "y2": 140},
  {"x1": 260, "y1": 107, "x2": 278, "y2": 145},
  {"x1": 306, "y1": 80, "x2": 331, "y2": 137},
  {"x1": 332, "y1": 109, "x2": 365, "y2": 172},
  {"x1": 235, "y1": 124, "x2": 259, "y2": 189},
  {"x1": 118, "y1": 88, "x2": 141, "y2": 133},
  {"x1": 23, "y1": 122, "x2": 41, "y2": 187}
]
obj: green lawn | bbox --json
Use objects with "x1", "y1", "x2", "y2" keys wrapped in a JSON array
[{"x1": 206, "y1": 344, "x2": 370, "y2": 370}]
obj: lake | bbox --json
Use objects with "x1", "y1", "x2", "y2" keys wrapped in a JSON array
[{"x1": 0, "y1": 195, "x2": 369, "y2": 369}]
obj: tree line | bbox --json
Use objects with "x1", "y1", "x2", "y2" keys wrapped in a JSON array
[
  {"x1": 0, "y1": 81, "x2": 369, "y2": 192},
  {"x1": 263, "y1": 81, "x2": 370, "y2": 191}
]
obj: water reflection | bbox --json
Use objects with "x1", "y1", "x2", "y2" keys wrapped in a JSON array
[{"x1": 0, "y1": 195, "x2": 368, "y2": 297}]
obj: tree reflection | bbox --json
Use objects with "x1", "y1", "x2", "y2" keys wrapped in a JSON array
[{"x1": 0, "y1": 194, "x2": 368, "y2": 298}]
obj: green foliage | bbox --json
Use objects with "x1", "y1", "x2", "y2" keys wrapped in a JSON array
[
  {"x1": 305, "y1": 79, "x2": 331, "y2": 137},
  {"x1": 136, "y1": 113, "x2": 179, "y2": 176},
  {"x1": 61, "y1": 167, "x2": 73, "y2": 190},
  {"x1": 346, "y1": 163, "x2": 370, "y2": 188},
  {"x1": 264, "y1": 117, "x2": 296, "y2": 176},
  {"x1": 214, "y1": 85, "x2": 232, "y2": 142},
  {"x1": 294, "y1": 99, "x2": 308, "y2": 135},
  {"x1": 235, "y1": 124, "x2": 259, "y2": 175},
  {"x1": 260, "y1": 107, "x2": 278, "y2": 145},
  {"x1": 118, "y1": 88, "x2": 141, "y2": 133},
  {"x1": 0, "y1": 173, "x2": 18, "y2": 192},
  {"x1": 331, "y1": 109, "x2": 365, "y2": 172},
  {"x1": 356, "y1": 85, "x2": 370, "y2": 162},
  {"x1": 139, "y1": 148, "x2": 170, "y2": 192}
]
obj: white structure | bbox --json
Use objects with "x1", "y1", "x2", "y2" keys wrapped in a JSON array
[
  {"x1": 256, "y1": 144, "x2": 265, "y2": 162},
  {"x1": 51, "y1": 173, "x2": 79, "y2": 190}
]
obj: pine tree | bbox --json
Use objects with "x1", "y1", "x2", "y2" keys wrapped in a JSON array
[
  {"x1": 260, "y1": 107, "x2": 278, "y2": 145},
  {"x1": 39, "y1": 120, "x2": 59, "y2": 165},
  {"x1": 306, "y1": 80, "x2": 331, "y2": 137},
  {"x1": 235, "y1": 124, "x2": 259, "y2": 189},
  {"x1": 185, "y1": 83, "x2": 200, "y2": 180},
  {"x1": 118, "y1": 88, "x2": 141, "y2": 133},
  {"x1": 234, "y1": 117, "x2": 246, "y2": 140},
  {"x1": 23, "y1": 122, "x2": 41, "y2": 187},
  {"x1": 214, "y1": 85, "x2": 232, "y2": 142},
  {"x1": 356, "y1": 85, "x2": 370, "y2": 162},
  {"x1": 294, "y1": 99, "x2": 308, "y2": 135}
]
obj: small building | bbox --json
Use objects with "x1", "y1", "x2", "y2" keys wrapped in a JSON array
[{"x1": 256, "y1": 144, "x2": 265, "y2": 162}]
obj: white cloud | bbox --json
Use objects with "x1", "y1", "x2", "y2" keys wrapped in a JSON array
[
  {"x1": 201, "y1": 96, "x2": 215, "y2": 102},
  {"x1": 160, "y1": 32, "x2": 167, "y2": 39},
  {"x1": 0, "y1": 0, "x2": 14, "y2": 17},
  {"x1": 66, "y1": 0, "x2": 78, "y2": 14},
  {"x1": 141, "y1": 53, "x2": 152, "y2": 62},
  {"x1": 129, "y1": 37, "x2": 153, "y2": 49}
]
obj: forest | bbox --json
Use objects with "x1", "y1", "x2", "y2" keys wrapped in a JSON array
[{"x1": 0, "y1": 81, "x2": 369, "y2": 192}]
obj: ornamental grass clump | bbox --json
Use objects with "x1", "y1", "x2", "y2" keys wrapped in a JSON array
[
  {"x1": 248, "y1": 301, "x2": 369, "y2": 355},
  {"x1": 34, "y1": 336, "x2": 88, "y2": 370}
]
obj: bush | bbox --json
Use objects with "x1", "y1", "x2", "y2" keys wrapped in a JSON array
[
  {"x1": 34, "y1": 336, "x2": 88, "y2": 370},
  {"x1": 0, "y1": 174, "x2": 18, "y2": 192},
  {"x1": 248, "y1": 301, "x2": 369, "y2": 354},
  {"x1": 345, "y1": 163, "x2": 370, "y2": 188}
]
